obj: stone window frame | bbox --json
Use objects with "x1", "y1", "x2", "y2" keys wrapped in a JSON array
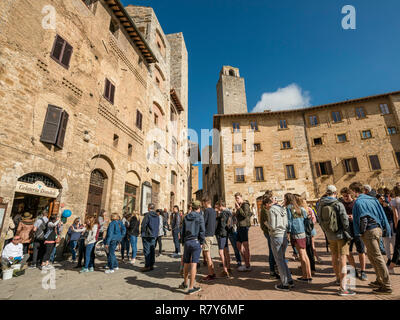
[
  {"x1": 233, "y1": 143, "x2": 243, "y2": 153},
  {"x1": 379, "y1": 103, "x2": 391, "y2": 115},
  {"x1": 360, "y1": 129, "x2": 373, "y2": 140},
  {"x1": 250, "y1": 121, "x2": 259, "y2": 131},
  {"x1": 308, "y1": 115, "x2": 319, "y2": 127},
  {"x1": 232, "y1": 122, "x2": 240, "y2": 133},
  {"x1": 50, "y1": 34, "x2": 73, "y2": 70},
  {"x1": 253, "y1": 143, "x2": 262, "y2": 152},
  {"x1": 254, "y1": 166, "x2": 265, "y2": 182},
  {"x1": 103, "y1": 78, "x2": 116, "y2": 105},
  {"x1": 281, "y1": 140, "x2": 292, "y2": 150},
  {"x1": 315, "y1": 161, "x2": 333, "y2": 177},
  {"x1": 136, "y1": 110, "x2": 143, "y2": 130},
  {"x1": 331, "y1": 110, "x2": 343, "y2": 124},
  {"x1": 312, "y1": 137, "x2": 323, "y2": 146},
  {"x1": 278, "y1": 119, "x2": 288, "y2": 130},
  {"x1": 342, "y1": 157, "x2": 360, "y2": 174},
  {"x1": 284, "y1": 164, "x2": 297, "y2": 180},
  {"x1": 387, "y1": 126, "x2": 398, "y2": 136},
  {"x1": 367, "y1": 154, "x2": 382, "y2": 171},
  {"x1": 336, "y1": 133, "x2": 348, "y2": 143},
  {"x1": 234, "y1": 167, "x2": 246, "y2": 183},
  {"x1": 393, "y1": 151, "x2": 400, "y2": 168},
  {"x1": 355, "y1": 106, "x2": 367, "y2": 119}
]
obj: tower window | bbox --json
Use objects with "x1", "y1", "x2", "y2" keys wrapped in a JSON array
[
  {"x1": 279, "y1": 120, "x2": 287, "y2": 129},
  {"x1": 229, "y1": 69, "x2": 236, "y2": 77},
  {"x1": 233, "y1": 123, "x2": 240, "y2": 132}
]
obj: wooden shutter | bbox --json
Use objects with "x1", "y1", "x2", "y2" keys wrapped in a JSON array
[
  {"x1": 61, "y1": 42, "x2": 73, "y2": 68},
  {"x1": 55, "y1": 110, "x2": 69, "y2": 149},
  {"x1": 351, "y1": 158, "x2": 360, "y2": 172},
  {"x1": 315, "y1": 163, "x2": 321, "y2": 177},
  {"x1": 40, "y1": 105, "x2": 63, "y2": 144},
  {"x1": 51, "y1": 35, "x2": 65, "y2": 61},
  {"x1": 370, "y1": 155, "x2": 381, "y2": 170},
  {"x1": 326, "y1": 161, "x2": 333, "y2": 175}
]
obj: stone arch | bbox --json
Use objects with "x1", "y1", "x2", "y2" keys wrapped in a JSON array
[{"x1": 17, "y1": 172, "x2": 63, "y2": 190}]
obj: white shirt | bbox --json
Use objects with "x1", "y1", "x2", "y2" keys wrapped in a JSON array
[{"x1": 2, "y1": 242, "x2": 23, "y2": 259}]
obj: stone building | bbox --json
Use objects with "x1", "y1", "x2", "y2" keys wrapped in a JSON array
[
  {"x1": 0, "y1": 0, "x2": 190, "y2": 247},
  {"x1": 208, "y1": 66, "x2": 400, "y2": 209}
]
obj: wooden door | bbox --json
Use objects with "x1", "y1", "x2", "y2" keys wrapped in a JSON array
[{"x1": 86, "y1": 170, "x2": 105, "y2": 216}]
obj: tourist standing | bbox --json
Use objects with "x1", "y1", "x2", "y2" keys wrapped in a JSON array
[
  {"x1": 339, "y1": 187, "x2": 368, "y2": 281},
  {"x1": 349, "y1": 182, "x2": 392, "y2": 294},
  {"x1": 251, "y1": 203, "x2": 259, "y2": 226},
  {"x1": 140, "y1": 203, "x2": 159, "y2": 272},
  {"x1": 127, "y1": 211, "x2": 140, "y2": 264},
  {"x1": 171, "y1": 205, "x2": 181, "y2": 258},
  {"x1": 285, "y1": 193, "x2": 312, "y2": 282},
  {"x1": 67, "y1": 218, "x2": 84, "y2": 263},
  {"x1": 318, "y1": 185, "x2": 354, "y2": 296},
  {"x1": 80, "y1": 215, "x2": 98, "y2": 273},
  {"x1": 16, "y1": 212, "x2": 35, "y2": 255},
  {"x1": 155, "y1": 209, "x2": 164, "y2": 257},
  {"x1": 121, "y1": 213, "x2": 131, "y2": 262},
  {"x1": 30, "y1": 212, "x2": 49, "y2": 269},
  {"x1": 201, "y1": 198, "x2": 217, "y2": 281},
  {"x1": 215, "y1": 200, "x2": 231, "y2": 278},
  {"x1": 179, "y1": 200, "x2": 205, "y2": 295},
  {"x1": 41, "y1": 215, "x2": 60, "y2": 270},
  {"x1": 376, "y1": 194, "x2": 395, "y2": 263},
  {"x1": 263, "y1": 196, "x2": 293, "y2": 291},
  {"x1": 104, "y1": 213, "x2": 125, "y2": 274},
  {"x1": 234, "y1": 193, "x2": 252, "y2": 272}
]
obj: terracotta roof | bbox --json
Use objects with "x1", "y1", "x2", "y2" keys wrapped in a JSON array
[
  {"x1": 213, "y1": 90, "x2": 400, "y2": 128},
  {"x1": 170, "y1": 89, "x2": 184, "y2": 112},
  {"x1": 105, "y1": 0, "x2": 157, "y2": 64}
]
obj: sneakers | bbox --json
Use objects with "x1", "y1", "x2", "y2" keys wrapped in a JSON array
[
  {"x1": 114, "y1": 267, "x2": 119, "y2": 271},
  {"x1": 140, "y1": 267, "x2": 152, "y2": 272},
  {"x1": 88, "y1": 267, "x2": 94, "y2": 272},
  {"x1": 288, "y1": 280, "x2": 295, "y2": 288},
  {"x1": 187, "y1": 287, "x2": 201, "y2": 295},
  {"x1": 368, "y1": 281, "x2": 381, "y2": 288},
  {"x1": 171, "y1": 253, "x2": 180, "y2": 258},
  {"x1": 29, "y1": 265, "x2": 37, "y2": 270},
  {"x1": 296, "y1": 277, "x2": 312, "y2": 283},
  {"x1": 105, "y1": 269, "x2": 114, "y2": 274},
  {"x1": 373, "y1": 287, "x2": 393, "y2": 295},
  {"x1": 80, "y1": 268, "x2": 89, "y2": 273},
  {"x1": 360, "y1": 271, "x2": 368, "y2": 281},
  {"x1": 238, "y1": 265, "x2": 251, "y2": 272},
  {"x1": 275, "y1": 284, "x2": 290, "y2": 292},
  {"x1": 179, "y1": 282, "x2": 188, "y2": 290},
  {"x1": 338, "y1": 289, "x2": 356, "y2": 296},
  {"x1": 202, "y1": 274, "x2": 216, "y2": 282},
  {"x1": 334, "y1": 279, "x2": 340, "y2": 286},
  {"x1": 130, "y1": 259, "x2": 136, "y2": 265}
]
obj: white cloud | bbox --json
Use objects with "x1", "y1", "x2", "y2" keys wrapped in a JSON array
[{"x1": 251, "y1": 83, "x2": 311, "y2": 113}]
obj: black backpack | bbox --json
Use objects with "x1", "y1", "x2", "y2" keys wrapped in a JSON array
[{"x1": 34, "y1": 218, "x2": 47, "y2": 240}]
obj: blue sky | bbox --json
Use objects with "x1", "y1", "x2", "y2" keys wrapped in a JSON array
[{"x1": 122, "y1": 0, "x2": 400, "y2": 189}]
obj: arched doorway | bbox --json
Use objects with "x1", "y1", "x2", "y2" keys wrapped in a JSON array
[{"x1": 86, "y1": 169, "x2": 106, "y2": 216}]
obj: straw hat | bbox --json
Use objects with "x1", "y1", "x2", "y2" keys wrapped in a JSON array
[{"x1": 22, "y1": 212, "x2": 33, "y2": 220}]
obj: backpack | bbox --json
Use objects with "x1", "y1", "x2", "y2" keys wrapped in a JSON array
[
  {"x1": 43, "y1": 223, "x2": 53, "y2": 240},
  {"x1": 34, "y1": 218, "x2": 46, "y2": 240},
  {"x1": 320, "y1": 202, "x2": 339, "y2": 233},
  {"x1": 226, "y1": 212, "x2": 234, "y2": 231}
]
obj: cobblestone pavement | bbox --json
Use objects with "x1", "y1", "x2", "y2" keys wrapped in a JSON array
[
  {"x1": 1, "y1": 226, "x2": 400, "y2": 300},
  {"x1": 187, "y1": 225, "x2": 400, "y2": 300}
]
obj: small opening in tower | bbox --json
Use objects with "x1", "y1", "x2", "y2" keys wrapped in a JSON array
[{"x1": 229, "y1": 69, "x2": 236, "y2": 77}]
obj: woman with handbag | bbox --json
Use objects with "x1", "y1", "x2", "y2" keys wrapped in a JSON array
[{"x1": 41, "y1": 215, "x2": 60, "y2": 270}]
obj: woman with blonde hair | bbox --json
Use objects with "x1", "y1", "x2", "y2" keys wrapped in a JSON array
[
  {"x1": 80, "y1": 215, "x2": 98, "y2": 273},
  {"x1": 285, "y1": 193, "x2": 312, "y2": 282},
  {"x1": 104, "y1": 212, "x2": 126, "y2": 273}
]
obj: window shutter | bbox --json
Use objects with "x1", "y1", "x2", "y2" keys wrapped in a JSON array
[
  {"x1": 61, "y1": 42, "x2": 73, "y2": 67},
  {"x1": 55, "y1": 110, "x2": 69, "y2": 149},
  {"x1": 40, "y1": 105, "x2": 63, "y2": 144},
  {"x1": 104, "y1": 79, "x2": 110, "y2": 99},
  {"x1": 369, "y1": 155, "x2": 381, "y2": 170},
  {"x1": 51, "y1": 36, "x2": 65, "y2": 61},
  {"x1": 351, "y1": 158, "x2": 359, "y2": 172},
  {"x1": 315, "y1": 163, "x2": 321, "y2": 177},
  {"x1": 326, "y1": 161, "x2": 333, "y2": 175},
  {"x1": 110, "y1": 83, "x2": 115, "y2": 104}
]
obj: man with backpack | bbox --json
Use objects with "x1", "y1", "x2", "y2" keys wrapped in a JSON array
[
  {"x1": 234, "y1": 192, "x2": 252, "y2": 272},
  {"x1": 30, "y1": 212, "x2": 49, "y2": 269},
  {"x1": 140, "y1": 203, "x2": 159, "y2": 272},
  {"x1": 318, "y1": 185, "x2": 354, "y2": 296},
  {"x1": 349, "y1": 182, "x2": 392, "y2": 295},
  {"x1": 215, "y1": 200, "x2": 232, "y2": 278}
]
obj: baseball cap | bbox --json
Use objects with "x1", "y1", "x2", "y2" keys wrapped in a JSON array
[{"x1": 191, "y1": 200, "x2": 201, "y2": 210}]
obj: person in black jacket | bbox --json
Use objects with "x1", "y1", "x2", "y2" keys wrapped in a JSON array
[
  {"x1": 216, "y1": 200, "x2": 232, "y2": 278},
  {"x1": 201, "y1": 198, "x2": 217, "y2": 281},
  {"x1": 179, "y1": 200, "x2": 205, "y2": 295},
  {"x1": 170, "y1": 205, "x2": 181, "y2": 258},
  {"x1": 140, "y1": 204, "x2": 159, "y2": 272},
  {"x1": 127, "y1": 211, "x2": 140, "y2": 265}
]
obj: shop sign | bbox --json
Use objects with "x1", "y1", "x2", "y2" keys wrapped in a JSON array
[{"x1": 16, "y1": 181, "x2": 60, "y2": 198}]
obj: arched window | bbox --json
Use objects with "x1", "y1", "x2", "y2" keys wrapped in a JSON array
[{"x1": 229, "y1": 69, "x2": 236, "y2": 77}]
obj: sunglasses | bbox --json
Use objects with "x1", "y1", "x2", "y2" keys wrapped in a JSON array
[{"x1": 13, "y1": 238, "x2": 21, "y2": 240}]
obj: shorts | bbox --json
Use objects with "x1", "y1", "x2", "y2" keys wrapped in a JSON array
[
  {"x1": 217, "y1": 236, "x2": 228, "y2": 250},
  {"x1": 183, "y1": 240, "x2": 201, "y2": 263},
  {"x1": 349, "y1": 235, "x2": 365, "y2": 254},
  {"x1": 291, "y1": 237, "x2": 307, "y2": 249},
  {"x1": 328, "y1": 239, "x2": 350, "y2": 256},
  {"x1": 237, "y1": 227, "x2": 249, "y2": 243},
  {"x1": 202, "y1": 236, "x2": 214, "y2": 251},
  {"x1": 311, "y1": 229, "x2": 317, "y2": 237}
]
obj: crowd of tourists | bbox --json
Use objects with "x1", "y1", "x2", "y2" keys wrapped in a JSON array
[{"x1": 2, "y1": 181, "x2": 399, "y2": 297}]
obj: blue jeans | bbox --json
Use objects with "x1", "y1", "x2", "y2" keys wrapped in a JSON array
[
  {"x1": 270, "y1": 236, "x2": 292, "y2": 286},
  {"x1": 264, "y1": 233, "x2": 277, "y2": 273},
  {"x1": 121, "y1": 237, "x2": 130, "y2": 259},
  {"x1": 69, "y1": 240, "x2": 78, "y2": 261},
  {"x1": 107, "y1": 240, "x2": 118, "y2": 270},
  {"x1": 228, "y1": 231, "x2": 242, "y2": 265},
  {"x1": 84, "y1": 243, "x2": 95, "y2": 269},
  {"x1": 142, "y1": 237, "x2": 156, "y2": 268},
  {"x1": 50, "y1": 246, "x2": 57, "y2": 263},
  {"x1": 129, "y1": 235, "x2": 138, "y2": 259},
  {"x1": 173, "y1": 229, "x2": 181, "y2": 254}
]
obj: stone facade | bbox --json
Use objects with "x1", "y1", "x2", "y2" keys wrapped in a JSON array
[
  {"x1": 0, "y1": 0, "x2": 189, "y2": 246},
  {"x1": 209, "y1": 66, "x2": 400, "y2": 209}
]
